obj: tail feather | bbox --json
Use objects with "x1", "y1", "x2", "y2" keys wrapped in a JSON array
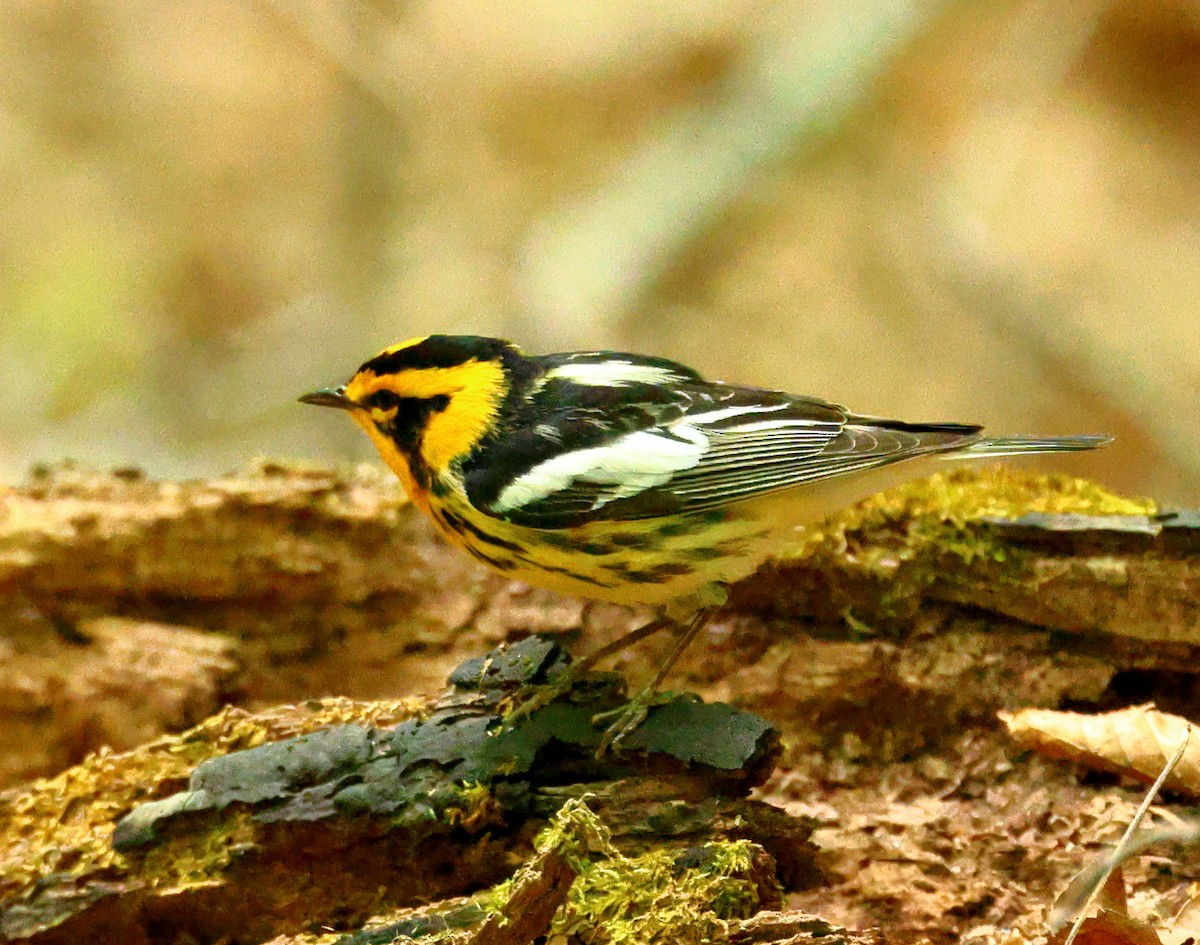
[{"x1": 947, "y1": 434, "x2": 1113, "y2": 459}]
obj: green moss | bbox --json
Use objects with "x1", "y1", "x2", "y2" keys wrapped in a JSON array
[
  {"x1": 769, "y1": 468, "x2": 1156, "y2": 621},
  {"x1": 555, "y1": 839, "x2": 763, "y2": 944},
  {"x1": 531, "y1": 796, "x2": 614, "y2": 869},
  {"x1": 483, "y1": 798, "x2": 770, "y2": 945},
  {"x1": 791, "y1": 467, "x2": 1154, "y2": 564},
  {"x1": 0, "y1": 697, "x2": 420, "y2": 904},
  {"x1": 442, "y1": 781, "x2": 503, "y2": 833}
]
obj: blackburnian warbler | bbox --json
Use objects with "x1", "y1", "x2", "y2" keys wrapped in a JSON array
[{"x1": 301, "y1": 335, "x2": 1109, "y2": 745}]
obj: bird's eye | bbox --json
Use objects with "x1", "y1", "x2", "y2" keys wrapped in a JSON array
[{"x1": 366, "y1": 390, "x2": 403, "y2": 412}]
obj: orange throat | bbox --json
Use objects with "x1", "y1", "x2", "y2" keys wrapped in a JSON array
[{"x1": 351, "y1": 412, "x2": 430, "y2": 512}]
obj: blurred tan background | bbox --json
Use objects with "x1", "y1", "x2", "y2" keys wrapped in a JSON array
[{"x1": 1, "y1": 0, "x2": 1196, "y2": 503}]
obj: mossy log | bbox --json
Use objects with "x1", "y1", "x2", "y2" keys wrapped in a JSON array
[
  {"x1": 0, "y1": 463, "x2": 1193, "y2": 786},
  {"x1": 2, "y1": 462, "x2": 1198, "y2": 943},
  {"x1": 0, "y1": 640, "x2": 813, "y2": 944}
]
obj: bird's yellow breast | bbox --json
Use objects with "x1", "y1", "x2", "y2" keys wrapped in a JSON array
[
  {"x1": 422, "y1": 479, "x2": 782, "y2": 609},
  {"x1": 417, "y1": 459, "x2": 942, "y2": 609}
]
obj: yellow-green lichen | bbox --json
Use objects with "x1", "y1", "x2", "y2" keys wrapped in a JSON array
[
  {"x1": 0, "y1": 696, "x2": 421, "y2": 904},
  {"x1": 138, "y1": 809, "x2": 258, "y2": 889},
  {"x1": 484, "y1": 798, "x2": 770, "y2": 945},
  {"x1": 793, "y1": 467, "x2": 1154, "y2": 564}
]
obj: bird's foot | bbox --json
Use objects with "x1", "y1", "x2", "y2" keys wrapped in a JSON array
[
  {"x1": 500, "y1": 668, "x2": 579, "y2": 723},
  {"x1": 592, "y1": 687, "x2": 677, "y2": 756}
]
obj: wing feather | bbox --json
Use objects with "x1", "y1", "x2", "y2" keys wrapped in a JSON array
[{"x1": 461, "y1": 361, "x2": 980, "y2": 527}]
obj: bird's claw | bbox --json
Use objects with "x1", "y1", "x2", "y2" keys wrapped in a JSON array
[
  {"x1": 592, "y1": 688, "x2": 676, "y2": 755},
  {"x1": 500, "y1": 669, "x2": 577, "y2": 723},
  {"x1": 502, "y1": 669, "x2": 679, "y2": 758}
]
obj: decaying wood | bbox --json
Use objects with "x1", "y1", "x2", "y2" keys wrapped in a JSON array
[
  {"x1": 730, "y1": 911, "x2": 885, "y2": 945},
  {"x1": 734, "y1": 491, "x2": 1198, "y2": 646},
  {"x1": 1, "y1": 463, "x2": 1194, "y2": 787},
  {"x1": 464, "y1": 841, "x2": 578, "y2": 945},
  {"x1": 2, "y1": 462, "x2": 1199, "y2": 944},
  {"x1": 0, "y1": 462, "x2": 605, "y2": 782},
  {"x1": 0, "y1": 640, "x2": 805, "y2": 945},
  {"x1": 0, "y1": 615, "x2": 236, "y2": 786}
]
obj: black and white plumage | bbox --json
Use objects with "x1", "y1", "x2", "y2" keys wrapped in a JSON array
[
  {"x1": 307, "y1": 334, "x2": 1110, "y2": 607},
  {"x1": 457, "y1": 348, "x2": 1107, "y2": 530},
  {"x1": 303, "y1": 334, "x2": 1113, "y2": 747}
]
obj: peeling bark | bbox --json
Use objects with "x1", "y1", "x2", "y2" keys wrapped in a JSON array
[{"x1": 0, "y1": 640, "x2": 805, "y2": 945}]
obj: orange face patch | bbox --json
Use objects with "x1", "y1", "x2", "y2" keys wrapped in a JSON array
[
  {"x1": 345, "y1": 355, "x2": 509, "y2": 482},
  {"x1": 349, "y1": 410, "x2": 426, "y2": 509}
]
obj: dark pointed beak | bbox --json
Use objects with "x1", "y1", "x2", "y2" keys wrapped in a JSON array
[{"x1": 298, "y1": 387, "x2": 356, "y2": 410}]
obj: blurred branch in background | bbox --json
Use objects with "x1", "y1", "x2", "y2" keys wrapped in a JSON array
[
  {"x1": 0, "y1": 0, "x2": 1195, "y2": 503},
  {"x1": 921, "y1": 0, "x2": 1200, "y2": 496},
  {"x1": 516, "y1": 0, "x2": 949, "y2": 349},
  {"x1": 255, "y1": 0, "x2": 406, "y2": 108}
]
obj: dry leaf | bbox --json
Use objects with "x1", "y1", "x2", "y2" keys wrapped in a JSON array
[
  {"x1": 1158, "y1": 882, "x2": 1200, "y2": 945},
  {"x1": 1048, "y1": 911, "x2": 1165, "y2": 945},
  {"x1": 1001, "y1": 706, "x2": 1200, "y2": 797}
]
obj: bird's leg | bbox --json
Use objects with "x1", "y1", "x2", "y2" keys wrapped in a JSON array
[
  {"x1": 502, "y1": 613, "x2": 675, "y2": 722},
  {"x1": 595, "y1": 606, "x2": 717, "y2": 754},
  {"x1": 570, "y1": 614, "x2": 675, "y2": 676},
  {"x1": 645, "y1": 607, "x2": 713, "y2": 690}
]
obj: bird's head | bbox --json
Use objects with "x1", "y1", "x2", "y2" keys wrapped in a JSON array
[{"x1": 300, "y1": 335, "x2": 525, "y2": 492}]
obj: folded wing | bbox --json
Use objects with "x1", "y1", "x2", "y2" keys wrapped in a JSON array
[{"x1": 464, "y1": 371, "x2": 981, "y2": 528}]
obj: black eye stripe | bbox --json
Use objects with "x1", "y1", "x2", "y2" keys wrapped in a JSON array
[
  {"x1": 368, "y1": 392, "x2": 454, "y2": 489},
  {"x1": 366, "y1": 390, "x2": 403, "y2": 411},
  {"x1": 365, "y1": 391, "x2": 452, "y2": 415}
]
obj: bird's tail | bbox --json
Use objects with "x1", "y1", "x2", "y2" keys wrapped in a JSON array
[{"x1": 946, "y1": 434, "x2": 1113, "y2": 459}]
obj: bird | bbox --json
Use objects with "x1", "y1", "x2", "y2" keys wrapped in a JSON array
[{"x1": 301, "y1": 334, "x2": 1110, "y2": 748}]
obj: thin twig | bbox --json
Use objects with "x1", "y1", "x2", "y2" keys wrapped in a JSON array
[{"x1": 1059, "y1": 725, "x2": 1192, "y2": 945}]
